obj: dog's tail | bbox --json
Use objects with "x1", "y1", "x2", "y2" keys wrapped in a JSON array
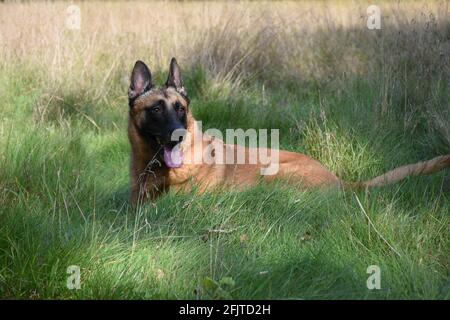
[{"x1": 345, "y1": 154, "x2": 450, "y2": 190}]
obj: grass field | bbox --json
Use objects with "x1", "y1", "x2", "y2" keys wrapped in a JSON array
[{"x1": 0, "y1": 0, "x2": 449, "y2": 299}]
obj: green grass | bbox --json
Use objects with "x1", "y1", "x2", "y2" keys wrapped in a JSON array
[{"x1": 0, "y1": 64, "x2": 448, "y2": 299}]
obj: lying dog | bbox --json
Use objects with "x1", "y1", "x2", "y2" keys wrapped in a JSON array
[{"x1": 127, "y1": 58, "x2": 450, "y2": 206}]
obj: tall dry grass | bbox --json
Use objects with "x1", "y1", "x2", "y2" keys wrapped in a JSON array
[{"x1": 0, "y1": 0, "x2": 449, "y2": 145}]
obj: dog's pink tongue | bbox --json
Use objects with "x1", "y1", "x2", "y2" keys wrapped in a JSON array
[{"x1": 163, "y1": 145, "x2": 183, "y2": 168}]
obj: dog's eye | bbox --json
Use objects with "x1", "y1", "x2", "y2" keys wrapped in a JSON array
[
  {"x1": 151, "y1": 106, "x2": 161, "y2": 113},
  {"x1": 175, "y1": 103, "x2": 185, "y2": 112}
]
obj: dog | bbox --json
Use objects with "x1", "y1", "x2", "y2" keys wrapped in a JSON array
[{"x1": 128, "y1": 58, "x2": 450, "y2": 206}]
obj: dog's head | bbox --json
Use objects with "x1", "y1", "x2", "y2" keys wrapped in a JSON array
[{"x1": 128, "y1": 58, "x2": 189, "y2": 168}]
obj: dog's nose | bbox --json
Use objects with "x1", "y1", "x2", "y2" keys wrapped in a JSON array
[{"x1": 166, "y1": 124, "x2": 186, "y2": 146}]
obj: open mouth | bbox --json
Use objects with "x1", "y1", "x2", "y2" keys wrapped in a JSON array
[{"x1": 163, "y1": 143, "x2": 183, "y2": 168}]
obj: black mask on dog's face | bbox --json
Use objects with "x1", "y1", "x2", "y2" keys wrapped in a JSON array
[{"x1": 128, "y1": 58, "x2": 189, "y2": 168}]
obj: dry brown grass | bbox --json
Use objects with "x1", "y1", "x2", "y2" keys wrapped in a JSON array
[{"x1": 1, "y1": 1, "x2": 447, "y2": 77}]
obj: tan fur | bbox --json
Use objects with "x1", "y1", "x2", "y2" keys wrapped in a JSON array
[
  {"x1": 129, "y1": 88, "x2": 449, "y2": 206},
  {"x1": 360, "y1": 154, "x2": 450, "y2": 188}
]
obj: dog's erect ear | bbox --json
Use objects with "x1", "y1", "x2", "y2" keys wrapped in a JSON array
[
  {"x1": 165, "y1": 58, "x2": 186, "y2": 95},
  {"x1": 128, "y1": 60, "x2": 153, "y2": 100}
]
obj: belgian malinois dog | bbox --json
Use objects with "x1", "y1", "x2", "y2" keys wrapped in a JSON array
[{"x1": 128, "y1": 58, "x2": 450, "y2": 206}]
